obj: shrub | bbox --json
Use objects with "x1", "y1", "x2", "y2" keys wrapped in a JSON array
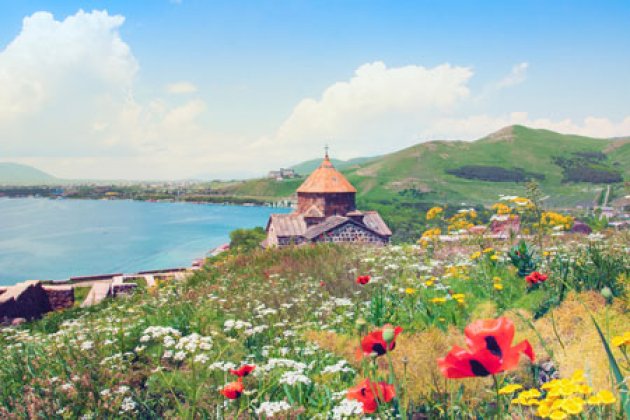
[{"x1": 446, "y1": 165, "x2": 545, "y2": 182}]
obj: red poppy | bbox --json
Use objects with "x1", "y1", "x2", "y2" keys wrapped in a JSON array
[
  {"x1": 359, "y1": 325, "x2": 403, "y2": 357},
  {"x1": 438, "y1": 317, "x2": 534, "y2": 378},
  {"x1": 220, "y1": 379, "x2": 244, "y2": 399},
  {"x1": 346, "y1": 378, "x2": 396, "y2": 414},
  {"x1": 356, "y1": 275, "x2": 371, "y2": 285},
  {"x1": 525, "y1": 272, "x2": 548, "y2": 286},
  {"x1": 230, "y1": 364, "x2": 256, "y2": 377}
]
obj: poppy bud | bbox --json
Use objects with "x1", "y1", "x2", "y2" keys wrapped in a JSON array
[{"x1": 382, "y1": 324, "x2": 396, "y2": 344}]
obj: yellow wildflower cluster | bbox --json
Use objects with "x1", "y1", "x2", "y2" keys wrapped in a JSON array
[
  {"x1": 509, "y1": 196, "x2": 535, "y2": 210},
  {"x1": 492, "y1": 202, "x2": 512, "y2": 215},
  {"x1": 446, "y1": 209, "x2": 477, "y2": 232},
  {"x1": 444, "y1": 265, "x2": 469, "y2": 280},
  {"x1": 426, "y1": 206, "x2": 444, "y2": 220},
  {"x1": 424, "y1": 277, "x2": 436, "y2": 287},
  {"x1": 511, "y1": 370, "x2": 617, "y2": 419},
  {"x1": 540, "y1": 211, "x2": 574, "y2": 231},
  {"x1": 451, "y1": 293, "x2": 465, "y2": 304},
  {"x1": 612, "y1": 331, "x2": 630, "y2": 348},
  {"x1": 405, "y1": 287, "x2": 416, "y2": 295},
  {"x1": 492, "y1": 276, "x2": 503, "y2": 291},
  {"x1": 418, "y1": 227, "x2": 441, "y2": 246}
]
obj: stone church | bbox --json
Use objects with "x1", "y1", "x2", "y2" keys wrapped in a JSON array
[{"x1": 262, "y1": 153, "x2": 392, "y2": 247}]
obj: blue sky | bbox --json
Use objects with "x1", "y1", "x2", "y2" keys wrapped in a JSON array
[{"x1": 0, "y1": 1, "x2": 628, "y2": 179}]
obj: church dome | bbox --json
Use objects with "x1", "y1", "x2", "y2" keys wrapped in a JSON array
[{"x1": 296, "y1": 155, "x2": 357, "y2": 194}]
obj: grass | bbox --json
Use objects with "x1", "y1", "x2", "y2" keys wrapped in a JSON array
[
  {"x1": 72, "y1": 286, "x2": 91, "y2": 308},
  {"x1": 221, "y1": 125, "x2": 629, "y2": 207},
  {"x1": 0, "y1": 225, "x2": 627, "y2": 418}
]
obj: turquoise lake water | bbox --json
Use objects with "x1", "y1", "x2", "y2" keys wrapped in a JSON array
[{"x1": 0, "y1": 198, "x2": 288, "y2": 285}]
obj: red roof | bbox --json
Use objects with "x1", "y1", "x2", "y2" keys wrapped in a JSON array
[{"x1": 296, "y1": 156, "x2": 357, "y2": 194}]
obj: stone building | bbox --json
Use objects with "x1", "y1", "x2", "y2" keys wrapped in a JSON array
[{"x1": 263, "y1": 152, "x2": 391, "y2": 247}]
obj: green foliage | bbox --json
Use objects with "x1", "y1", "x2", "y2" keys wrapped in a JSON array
[
  {"x1": 229, "y1": 226, "x2": 266, "y2": 251},
  {"x1": 553, "y1": 152, "x2": 623, "y2": 184},
  {"x1": 446, "y1": 165, "x2": 545, "y2": 182},
  {"x1": 508, "y1": 240, "x2": 540, "y2": 277}
]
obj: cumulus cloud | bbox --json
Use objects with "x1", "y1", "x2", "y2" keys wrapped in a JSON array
[
  {"x1": 0, "y1": 10, "x2": 236, "y2": 179},
  {"x1": 252, "y1": 61, "x2": 474, "y2": 161},
  {"x1": 496, "y1": 62, "x2": 529, "y2": 89},
  {"x1": 422, "y1": 112, "x2": 630, "y2": 141},
  {"x1": 166, "y1": 81, "x2": 198, "y2": 94},
  {"x1": 1, "y1": 11, "x2": 628, "y2": 180}
]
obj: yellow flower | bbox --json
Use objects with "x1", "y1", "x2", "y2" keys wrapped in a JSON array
[
  {"x1": 494, "y1": 283, "x2": 503, "y2": 291},
  {"x1": 430, "y1": 297, "x2": 446, "y2": 304},
  {"x1": 536, "y1": 404, "x2": 551, "y2": 418},
  {"x1": 426, "y1": 206, "x2": 443, "y2": 220},
  {"x1": 499, "y1": 384, "x2": 523, "y2": 395},
  {"x1": 425, "y1": 278, "x2": 435, "y2": 287},
  {"x1": 482, "y1": 247, "x2": 494, "y2": 253},
  {"x1": 562, "y1": 397, "x2": 584, "y2": 415},
  {"x1": 490, "y1": 254, "x2": 499, "y2": 261},
  {"x1": 549, "y1": 410, "x2": 567, "y2": 420},
  {"x1": 611, "y1": 331, "x2": 630, "y2": 347},
  {"x1": 492, "y1": 276, "x2": 502, "y2": 283},
  {"x1": 521, "y1": 388, "x2": 541, "y2": 399},
  {"x1": 596, "y1": 390, "x2": 616, "y2": 405},
  {"x1": 543, "y1": 251, "x2": 550, "y2": 257},
  {"x1": 405, "y1": 288, "x2": 416, "y2": 295},
  {"x1": 470, "y1": 251, "x2": 481, "y2": 260}
]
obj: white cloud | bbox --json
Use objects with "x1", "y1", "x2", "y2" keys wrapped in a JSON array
[
  {"x1": 0, "y1": 10, "x2": 232, "y2": 179},
  {"x1": 496, "y1": 62, "x2": 529, "y2": 89},
  {"x1": 423, "y1": 112, "x2": 630, "y2": 141},
  {"x1": 166, "y1": 81, "x2": 198, "y2": 94},
  {"x1": 0, "y1": 12, "x2": 627, "y2": 181},
  {"x1": 253, "y1": 61, "x2": 473, "y2": 162}
]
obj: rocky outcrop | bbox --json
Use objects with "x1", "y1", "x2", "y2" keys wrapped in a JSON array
[
  {"x1": 0, "y1": 281, "x2": 52, "y2": 321},
  {"x1": 0, "y1": 281, "x2": 75, "y2": 322}
]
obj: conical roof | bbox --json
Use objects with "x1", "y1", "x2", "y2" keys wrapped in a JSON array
[{"x1": 296, "y1": 154, "x2": 357, "y2": 193}]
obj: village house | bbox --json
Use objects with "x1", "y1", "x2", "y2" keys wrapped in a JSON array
[{"x1": 263, "y1": 152, "x2": 392, "y2": 247}]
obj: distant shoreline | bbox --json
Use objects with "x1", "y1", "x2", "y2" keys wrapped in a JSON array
[
  {"x1": 0, "y1": 198, "x2": 289, "y2": 287},
  {"x1": 0, "y1": 194, "x2": 294, "y2": 209}
]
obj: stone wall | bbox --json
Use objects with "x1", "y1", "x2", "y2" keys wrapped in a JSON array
[
  {"x1": 43, "y1": 286, "x2": 75, "y2": 311},
  {"x1": 0, "y1": 281, "x2": 52, "y2": 321},
  {"x1": 313, "y1": 223, "x2": 387, "y2": 245},
  {"x1": 112, "y1": 283, "x2": 137, "y2": 297},
  {"x1": 297, "y1": 192, "x2": 356, "y2": 217}
]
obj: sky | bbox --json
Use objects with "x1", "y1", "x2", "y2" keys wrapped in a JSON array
[{"x1": 0, "y1": 0, "x2": 629, "y2": 180}]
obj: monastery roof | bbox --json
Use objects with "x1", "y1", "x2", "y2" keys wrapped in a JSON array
[
  {"x1": 296, "y1": 155, "x2": 357, "y2": 194},
  {"x1": 268, "y1": 211, "x2": 391, "y2": 238}
]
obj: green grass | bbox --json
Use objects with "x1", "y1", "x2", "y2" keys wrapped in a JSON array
[
  {"x1": 72, "y1": 286, "x2": 91, "y2": 307},
  {"x1": 222, "y1": 125, "x2": 629, "y2": 207}
]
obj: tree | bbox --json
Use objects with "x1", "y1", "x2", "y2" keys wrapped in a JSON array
[{"x1": 229, "y1": 227, "x2": 266, "y2": 252}]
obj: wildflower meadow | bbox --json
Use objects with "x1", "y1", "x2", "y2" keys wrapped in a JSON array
[{"x1": 1, "y1": 198, "x2": 629, "y2": 419}]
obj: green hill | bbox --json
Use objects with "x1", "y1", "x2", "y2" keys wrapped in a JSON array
[
  {"x1": 291, "y1": 156, "x2": 376, "y2": 176},
  {"x1": 0, "y1": 162, "x2": 58, "y2": 185},
  {"x1": 225, "y1": 125, "x2": 630, "y2": 207}
]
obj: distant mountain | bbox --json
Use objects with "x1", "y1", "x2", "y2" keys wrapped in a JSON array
[
  {"x1": 0, "y1": 163, "x2": 59, "y2": 185},
  {"x1": 223, "y1": 125, "x2": 630, "y2": 207},
  {"x1": 291, "y1": 156, "x2": 377, "y2": 175}
]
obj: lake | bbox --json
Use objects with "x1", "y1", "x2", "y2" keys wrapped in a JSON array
[{"x1": 0, "y1": 198, "x2": 289, "y2": 285}]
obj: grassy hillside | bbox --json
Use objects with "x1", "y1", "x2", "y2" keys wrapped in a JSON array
[
  {"x1": 1, "y1": 234, "x2": 628, "y2": 418},
  {"x1": 291, "y1": 156, "x2": 376, "y2": 176},
  {"x1": 0, "y1": 162, "x2": 58, "y2": 185},
  {"x1": 227, "y1": 126, "x2": 630, "y2": 207}
]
